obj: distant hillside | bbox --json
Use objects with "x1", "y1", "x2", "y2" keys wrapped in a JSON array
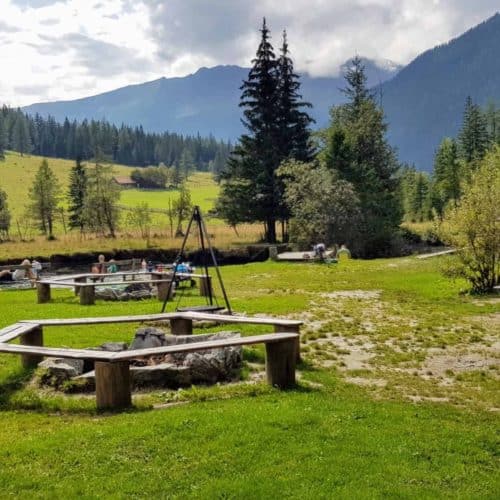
[
  {"x1": 380, "y1": 13, "x2": 500, "y2": 170},
  {"x1": 22, "y1": 58, "x2": 400, "y2": 139}
]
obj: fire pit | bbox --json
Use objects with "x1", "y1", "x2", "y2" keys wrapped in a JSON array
[{"x1": 38, "y1": 327, "x2": 243, "y2": 391}]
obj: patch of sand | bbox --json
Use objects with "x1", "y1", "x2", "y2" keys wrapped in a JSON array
[
  {"x1": 420, "y1": 350, "x2": 499, "y2": 378},
  {"x1": 345, "y1": 377, "x2": 387, "y2": 387},
  {"x1": 320, "y1": 290, "x2": 381, "y2": 300}
]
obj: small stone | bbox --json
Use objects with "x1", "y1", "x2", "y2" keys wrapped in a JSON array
[{"x1": 100, "y1": 341, "x2": 128, "y2": 352}]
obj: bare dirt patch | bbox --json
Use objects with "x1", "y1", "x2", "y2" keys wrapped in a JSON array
[
  {"x1": 320, "y1": 290, "x2": 381, "y2": 300},
  {"x1": 419, "y1": 350, "x2": 499, "y2": 379}
]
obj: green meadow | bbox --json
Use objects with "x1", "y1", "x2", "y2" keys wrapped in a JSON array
[
  {"x1": 0, "y1": 257, "x2": 498, "y2": 497},
  {"x1": 0, "y1": 151, "x2": 218, "y2": 220}
]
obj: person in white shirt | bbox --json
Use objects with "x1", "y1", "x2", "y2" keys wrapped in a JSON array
[{"x1": 0, "y1": 259, "x2": 36, "y2": 284}]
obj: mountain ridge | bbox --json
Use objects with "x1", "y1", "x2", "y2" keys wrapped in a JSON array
[
  {"x1": 22, "y1": 58, "x2": 400, "y2": 139},
  {"x1": 20, "y1": 13, "x2": 500, "y2": 170}
]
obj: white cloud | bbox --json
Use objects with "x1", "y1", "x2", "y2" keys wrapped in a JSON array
[{"x1": 0, "y1": 0, "x2": 498, "y2": 106}]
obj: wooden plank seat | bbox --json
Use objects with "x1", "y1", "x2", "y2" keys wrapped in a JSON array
[
  {"x1": 0, "y1": 312, "x2": 302, "y2": 410},
  {"x1": 0, "y1": 328, "x2": 298, "y2": 410},
  {"x1": 176, "y1": 305, "x2": 225, "y2": 313},
  {"x1": 36, "y1": 277, "x2": 174, "y2": 305},
  {"x1": 90, "y1": 258, "x2": 140, "y2": 270}
]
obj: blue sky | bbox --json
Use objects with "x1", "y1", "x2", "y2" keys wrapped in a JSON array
[{"x1": 1, "y1": 0, "x2": 498, "y2": 106}]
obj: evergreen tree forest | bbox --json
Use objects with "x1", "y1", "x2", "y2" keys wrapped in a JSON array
[
  {"x1": 0, "y1": 106, "x2": 231, "y2": 172},
  {"x1": 400, "y1": 97, "x2": 500, "y2": 222}
]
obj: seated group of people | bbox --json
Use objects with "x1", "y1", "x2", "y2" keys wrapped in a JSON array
[
  {"x1": 312, "y1": 243, "x2": 351, "y2": 260},
  {"x1": 91, "y1": 255, "x2": 118, "y2": 275},
  {"x1": 0, "y1": 259, "x2": 42, "y2": 285}
]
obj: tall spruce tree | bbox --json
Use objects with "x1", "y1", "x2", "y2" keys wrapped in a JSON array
[
  {"x1": 67, "y1": 157, "x2": 87, "y2": 232},
  {"x1": 218, "y1": 20, "x2": 313, "y2": 242},
  {"x1": 12, "y1": 113, "x2": 32, "y2": 156},
  {"x1": 218, "y1": 18, "x2": 280, "y2": 242},
  {"x1": 276, "y1": 30, "x2": 314, "y2": 162},
  {"x1": 321, "y1": 57, "x2": 401, "y2": 256},
  {"x1": 432, "y1": 137, "x2": 461, "y2": 216},
  {"x1": 458, "y1": 96, "x2": 489, "y2": 166}
]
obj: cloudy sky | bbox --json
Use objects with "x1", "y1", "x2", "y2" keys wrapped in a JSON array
[{"x1": 1, "y1": 0, "x2": 498, "y2": 106}]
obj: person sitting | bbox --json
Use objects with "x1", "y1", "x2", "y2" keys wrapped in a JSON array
[
  {"x1": 107, "y1": 259, "x2": 118, "y2": 273},
  {"x1": 0, "y1": 259, "x2": 36, "y2": 286},
  {"x1": 337, "y1": 244, "x2": 352, "y2": 260},
  {"x1": 31, "y1": 259, "x2": 43, "y2": 280},
  {"x1": 91, "y1": 254, "x2": 107, "y2": 282},
  {"x1": 313, "y1": 243, "x2": 326, "y2": 260}
]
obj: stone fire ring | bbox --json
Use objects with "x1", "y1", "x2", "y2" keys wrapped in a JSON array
[{"x1": 0, "y1": 312, "x2": 302, "y2": 410}]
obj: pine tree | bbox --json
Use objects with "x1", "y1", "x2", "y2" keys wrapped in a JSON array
[
  {"x1": 83, "y1": 162, "x2": 120, "y2": 237},
  {"x1": 458, "y1": 96, "x2": 489, "y2": 166},
  {"x1": 432, "y1": 138, "x2": 461, "y2": 216},
  {"x1": 12, "y1": 113, "x2": 32, "y2": 156},
  {"x1": 27, "y1": 159, "x2": 61, "y2": 239},
  {"x1": 0, "y1": 114, "x2": 6, "y2": 159},
  {"x1": 321, "y1": 57, "x2": 401, "y2": 256},
  {"x1": 276, "y1": 30, "x2": 314, "y2": 162},
  {"x1": 67, "y1": 157, "x2": 87, "y2": 232},
  {"x1": 218, "y1": 19, "x2": 307, "y2": 242},
  {"x1": 218, "y1": 19, "x2": 281, "y2": 242},
  {"x1": 0, "y1": 187, "x2": 11, "y2": 240}
]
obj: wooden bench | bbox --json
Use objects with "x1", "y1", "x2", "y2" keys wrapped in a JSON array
[
  {"x1": 36, "y1": 271, "x2": 212, "y2": 305},
  {"x1": 91, "y1": 258, "x2": 140, "y2": 270},
  {"x1": 36, "y1": 276, "x2": 174, "y2": 305},
  {"x1": 0, "y1": 312, "x2": 302, "y2": 410}
]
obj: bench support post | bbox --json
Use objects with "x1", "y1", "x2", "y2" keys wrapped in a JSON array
[
  {"x1": 156, "y1": 280, "x2": 173, "y2": 302},
  {"x1": 274, "y1": 324, "x2": 301, "y2": 363},
  {"x1": 37, "y1": 282, "x2": 51, "y2": 304},
  {"x1": 170, "y1": 318, "x2": 193, "y2": 335},
  {"x1": 95, "y1": 361, "x2": 131, "y2": 410},
  {"x1": 80, "y1": 285, "x2": 95, "y2": 305},
  {"x1": 74, "y1": 276, "x2": 86, "y2": 296},
  {"x1": 199, "y1": 276, "x2": 213, "y2": 297},
  {"x1": 265, "y1": 338, "x2": 296, "y2": 389},
  {"x1": 20, "y1": 326, "x2": 44, "y2": 368}
]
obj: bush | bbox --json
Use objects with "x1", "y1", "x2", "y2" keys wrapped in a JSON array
[{"x1": 439, "y1": 147, "x2": 500, "y2": 293}]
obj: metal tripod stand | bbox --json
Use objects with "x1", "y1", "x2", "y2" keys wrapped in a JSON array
[{"x1": 160, "y1": 205, "x2": 232, "y2": 314}]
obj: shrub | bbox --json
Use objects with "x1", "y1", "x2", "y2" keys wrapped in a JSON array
[{"x1": 439, "y1": 147, "x2": 500, "y2": 293}]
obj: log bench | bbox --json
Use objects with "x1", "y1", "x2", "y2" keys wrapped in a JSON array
[
  {"x1": 0, "y1": 312, "x2": 302, "y2": 410},
  {"x1": 36, "y1": 271, "x2": 212, "y2": 304},
  {"x1": 36, "y1": 277, "x2": 174, "y2": 305}
]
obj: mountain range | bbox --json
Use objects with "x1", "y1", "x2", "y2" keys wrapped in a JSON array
[{"x1": 22, "y1": 13, "x2": 500, "y2": 171}]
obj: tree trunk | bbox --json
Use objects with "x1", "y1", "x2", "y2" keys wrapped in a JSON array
[{"x1": 266, "y1": 218, "x2": 276, "y2": 243}]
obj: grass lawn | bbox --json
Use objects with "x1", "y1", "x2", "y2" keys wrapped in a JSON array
[
  {"x1": 0, "y1": 256, "x2": 498, "y2": 497},
  {"x1": 120, "y1": 171, "x2": 219, "y2": 214},
  {"x1": 0, "y1": 151, "x2": 135, "y2": 220}
]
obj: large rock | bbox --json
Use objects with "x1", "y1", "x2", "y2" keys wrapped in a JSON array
[
  {"x1": 38, "y1": 357, "x2": 84, "y2": 387},
  {"x1": 52, "y1": 330, "x2": 243, "y2": 392},
  {"x1": 130, "y1": 327, "x2": 167, "y2": 349},
  {"x1": 163, "y1": 331, "x2": 242, "y2": 383},
  {"x1": 94, "y1": 283, "x2": 154, "y2": 301}
]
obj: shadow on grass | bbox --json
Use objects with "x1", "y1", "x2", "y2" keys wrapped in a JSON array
[{"x1": 0, "y1": 366, "x2": 34, "y2": 407}]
